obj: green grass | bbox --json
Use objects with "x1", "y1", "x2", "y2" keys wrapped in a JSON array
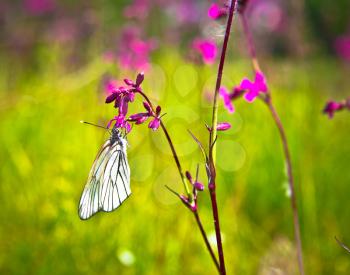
[{"x1": 0, "y1": 50, "x2": 349, "y2": 274}]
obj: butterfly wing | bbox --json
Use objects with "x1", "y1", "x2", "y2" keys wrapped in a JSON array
[{"x1": 78, "y1": 139, "x2": 131, "y2": 220}]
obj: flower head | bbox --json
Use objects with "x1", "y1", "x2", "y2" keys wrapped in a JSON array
[
  {"x1": 107, "y1": 115, "x2": 132, "y2": 133},
  {"x1": 148, "y1": 106, "x2": 162, "y2": 131},
  {"x1": 192, "y1": 39, "x2": 217, "y2": 64},
  {"x1": 208, "y1": 3, "x2": 228, "y2": 20},
  {"x1": 323, "y1": 100, "x2": 344, "y2": 118},
  {"x1": 240, "y1": 71, "x2": 268, "y2": 102},
  {"x1": 220, "y1": 87, "x2": 235, "y2": 113}
]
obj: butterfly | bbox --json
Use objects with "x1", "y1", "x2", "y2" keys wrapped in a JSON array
[{"x1": 78, "y1": 125, "x2": 131, "y2": 220}]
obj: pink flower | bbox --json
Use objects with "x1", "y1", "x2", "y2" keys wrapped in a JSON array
[
  {"x1": 129, "y1": 112, "x2": 150, "y2": 124},
  {"x1": 208, "y1": 3, "x2": 227, "y2": 20},
  {"x1": 148, "y1": 106, "x2": 162, "y2": 131},
  {"x1": 24, "y1": 0, "x2": 55, "y2": 15},
  {"x1": 323, "y1": 100, "x2": 344, "y2": 118},
  {"x1": 117, "y1": 27, "x2": 157, "y2": 70},
  {"x1": 220, "y1": 87, "x2": 235, "y2": 113},
  {"x1": 148, "y1": 118, "x2": 160, "y2": 131},
  {"x1": 240, "y1": 71, "x2": 268, "y2": 102},
  {"x1": 107, "y1": 115, "x2": 132, "y2": 133},
  {"x1": 216, "y1": 122, "x2": 231, "y2": 131},
  {"x1": 219, "y1": 87, "x2": 245, "y2": 113},
  {"x1": 206, "y1": 122, "x2": 232, "y2": 132},
  {"x1": 192, "y1": 39, "x2": 217, "y2": 64},
  {"x1": 334, "y1": 35, "x2": 350, "y2": 62}
]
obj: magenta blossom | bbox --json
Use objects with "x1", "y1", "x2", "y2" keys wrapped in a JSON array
[
  {"x1": 129, "y1": 101, "x2": 162, "y2": 131},
  {"x1": 323, "y1": 100, "x2": 345, "y2": 118},
  {"x1": 206, "y1": 122, "x2": 232, "y2": 132},
  {"x1": 220, "y1": 87, "x2": 235, "y2": 113},
  {"x1": 192, "y1": 39, "x2": 217, "y2": 64},
  {"x1": 117, "y1": 27, "x2": 157, "y2": 70},
  {"x1": 219, "y1": 86, "x2": 245, "y2": 113},
  {"x1": 107, "y1": 115, "x2": 132, "y2": 133},
  {"x1": 240, "y1": 71, "x2": 268, "y2": 102},
  {"x1": 148, "y1": 106, "x2": 162, "y2": 131},
  {"x1": 24, "y1": 0, "x2": 55, "y2": 16},
  {"x1": 208, "y1": 3, "x2": 227, "y2": 20}
]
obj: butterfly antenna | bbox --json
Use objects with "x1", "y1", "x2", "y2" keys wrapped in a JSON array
[{"x1": 80, "y1": 120, "x2": 108, "y2": 130}]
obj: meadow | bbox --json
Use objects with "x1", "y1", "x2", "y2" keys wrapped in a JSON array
[{"x1": 0, "y1": 44, "x2": 350, "y2": 274}]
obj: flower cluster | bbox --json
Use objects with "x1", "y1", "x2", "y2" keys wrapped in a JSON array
[
  {"x1": 220, "y1": 71, "x2": 268, "y2": 113},
  {"x1": 323, "y1": 98, "x2": 350, "y2": 118},
  {"x1": 105, "y1": 72, "x2": 163, "y2": 132}
]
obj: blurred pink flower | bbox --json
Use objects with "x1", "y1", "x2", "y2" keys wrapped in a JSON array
[
  {"x1": 219, "y1": 87, "x2": 235, "y2": 113},
  {"x1": 334, "y1": 35, "x2": 350, "y2": 62},
  {"x1": 208, "y1": 3, "x2": 227, "y2": 20},
  {"x1": 192, "y1": 39, "x2": 217, "y2": 64},
  {"x1": 323, "y1": 100, "x2": 345, "y2": 118},
  {"x1": 249, "y1": 1, "x2": 283, "y2": 33},
  {"x1": 216, "y1": 122, "x2": 231, "y2": 131},
  {"x1": 117, "y1": 27, "x2": 157, "y2": 70},
  {"x1": 240, "y1": 71, "x2": 268, "y2": 102},
  {"x1": 24, "y1": 0, "x2": 55, "y2": 15},
  {"x1": 123, "y1": 0, "x2": 150, "y2": 20}
]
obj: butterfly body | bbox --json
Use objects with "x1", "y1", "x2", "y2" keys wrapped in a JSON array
[{"x1": 78, "y1": 126, "x2": 131, "y2": 220}]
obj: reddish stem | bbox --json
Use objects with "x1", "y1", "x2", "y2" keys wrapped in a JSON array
[
  {"x1": 240, "y1": 13, "x2": 305, "y2": 275},
  {"x1": 208, "y1": 2, "x2": 237, "y2": 274},
  {"x1": 194, "y1": 211, "x2": 220, "y2": 272},
  {"x1": 266, "y1": 99, "x2": 305, "y2": 275}
]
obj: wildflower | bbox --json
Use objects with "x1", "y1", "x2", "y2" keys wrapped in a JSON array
[
  {"x1": 117, "y1": 27, "x2": 157, "y2": 70},
  {"x1": 192, "y1": 39, "x2": 217, "y2": 64},
  {"x1": 206, "y1": 122, "x2": 232, "y2": 132},
  {"x1": 129, "y1": 112, "x2": 150, "y2": 125},
  {"x1": 208, "y1": 3, "x2": 227, "y2": 20},
  {"x1": 107, "y1": 115, "x2": 132, "y2": 133},
  {"x1": 216, "y1": 122, "x2": 232, "y2": 131},
  {"x1": 323, "y1": 100, "x2": 344, "y2": 118},
  {"x1": 186, "y1": 170, "x2": 204, "y2": 192},
  {"x1": 148, "y1": 106, "x2": 162, "y2": 131},
  {"x1": 240, "y1": 71, "x2": 268, "y2": 102},
  {"x1": 219, "y1": 87, "x2": 245, "y2": 113},
  {"x1": 220, "y1": 87, "x2": 235, "y2": 113}
]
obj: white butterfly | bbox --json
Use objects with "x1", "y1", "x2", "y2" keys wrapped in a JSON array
[{"x1": 78, "y1": 126, "x2": 131, "y2": 220}]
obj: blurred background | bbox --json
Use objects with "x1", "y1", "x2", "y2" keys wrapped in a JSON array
[{"x1": 0, "y1": 0, "x2": 350, "y2": 274}]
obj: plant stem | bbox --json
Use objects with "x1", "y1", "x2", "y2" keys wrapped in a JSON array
[
  {"x1": 137, "y1": 90, "x2": 190, "y2": 196},
  {"x1": 208, "y1": 2, "x2": 236, "y2": 274},
  {"x1": 159, "y1": 121, "x2": 190, "y2": 196},
  {"x1": 240, "y1": 13, "x2": 305, "y2": 275},
  {"x1": 137, "y1": 89, "x2": 219, "y2": 269},
  {"x1": 240, "y1": 14, "x2": 261, "y2": 72},
  {"x1": 193, "y1": 211, "x2": 220, "y2": 272},
  {"x1": 266, "y1": 98, "x2": 305, "y2": 275},
  {"x1": 209, "y1": 0, "x2": 236, "y2": 160}
]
